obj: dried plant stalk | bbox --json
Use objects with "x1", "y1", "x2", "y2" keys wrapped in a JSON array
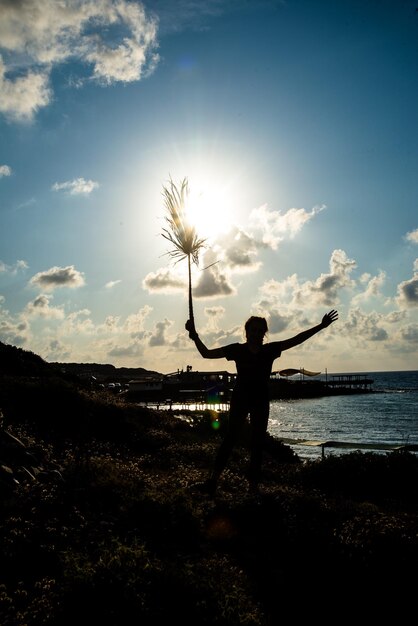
[{"x1": 161, "y1": 176, "x2": 206, "y2": 325}]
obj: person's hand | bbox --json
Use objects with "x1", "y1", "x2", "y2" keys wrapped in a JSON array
[
  {"x1": 321, "y1": 310, "x2": 338, "y2": 327},
  {"x1": 185, "y1": 319, "x2": 198, "y2": 339}
]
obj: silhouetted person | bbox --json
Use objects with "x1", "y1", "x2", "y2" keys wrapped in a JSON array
[{"x1": 186, "y1": 310, "x2": 338, "y2": 496}]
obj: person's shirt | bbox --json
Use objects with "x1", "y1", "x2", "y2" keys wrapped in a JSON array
[{"x1": 223, "y1": 342, "x2": 282, "y2": 391}]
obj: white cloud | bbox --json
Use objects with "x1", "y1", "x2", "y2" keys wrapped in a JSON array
[
  {"x1": 259, "y1": 274, "x2": 300, "y2": 302},
  {"x1": 251, "y1": 250, "x2": 359, "y2": 335},
  {"x1": 0, "y1": 297, "x2": 30, "y2": 346},
  {"x1": 52, "y1": 177, "x2": 99, "y2": 195},
  {"x1": 193, "y1": 261, "x2": 236, "y2": 299},
  {"x1": 149, "y1": 318, "x2": 172, "y2": 347},
  {"x1": 29, "y1": 265, "x2": 86, "y2": 291},
  {"x1": 400, "y1": 324, "x2": 418, "y2": 342},
  {"x1": 405, "y1": 229, "x2": 418, "y2": 244},
  {"x1": 396, "y1": 276, "x2": 418, "y2": 309},
  {"x1": 199, "y1": 306, "x2": 226, "y2": 334},
  {"x1": 385, "y1": 310, "x2": 407, "y2": 323},
  {"x1": 24, "y1": 294, "x2": 65, "y2": 319},
  {"x1": 351, "y1": 270, "x2": 386, "y2": 305},
  {"x1": 395, "y1": 259, "x2": 418, "y2": 309},
  {"x1": 108, "y1": 341, "x2": 144, "y2": 359},
  {"x1": 102, "y1": 315, "x2": 121, "y2": 332},
  {"x1": 45, "y1": 338, "x2": 71, "y2": 361},
  {"x1": 291, "y1": 249, "x2": 357, "y2": 307},
  {"x1": 248, "y1": 203, "x2": 326, "y2": 250},
  {"x1": 159, "y1": 202, "x2": 328, "y2": 301},
  {"x1": 204, "y1": 305, "x2": 225, "y2": 321},
  {"x1": 0, "y1": 0, "x2": 159, "y2": 121},
  {"x1": 270, "y1": 310, "x2": 300, "y2": 335},
  {"x1": 0, "y1": 164, "x2": 12, "y2": 177},
  {"x1": 207, "y1": 203, "x2": 325, "y2": 281},
  {"x1": 63, "y1": 309, "x2": 95, "y2": 335},
  {"x1": 0, "y1": 318, "x2": 29, "y2": 347},
  {"x1": 216, "y1": 228, "x2": 263, "y2": 273},
  {"x1": 0, "y1": 56, "x2": 51, "y2": 122},
  {"x1": 124, "y1": 305, "x2": 152, "y2": 337},
  {"x1": 142, "y1": 267, "x2": 186, "y2": 293},
  {"x1": 345, "y1": 308, "x2": 389, "y2": 342}
]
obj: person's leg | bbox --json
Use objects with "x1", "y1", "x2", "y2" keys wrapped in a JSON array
[
  {"x1": 248, "y1": 400, "x2": 269, "y2": 489},
  {"x1": 203, "y1": 402, "x2": 246, "y2": 494}
]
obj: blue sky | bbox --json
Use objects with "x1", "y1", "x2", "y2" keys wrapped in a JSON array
[{"x1": 1, "y1": 0, "x2": 418, "y2": 375}]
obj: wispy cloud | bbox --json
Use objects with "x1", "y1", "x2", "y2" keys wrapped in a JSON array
[
  {"x1": 52, "y1": 178, "x2": 99, "y2": 195},
  {"x1": 0, "y1": 259, "x2": 28, "y2": 274}
]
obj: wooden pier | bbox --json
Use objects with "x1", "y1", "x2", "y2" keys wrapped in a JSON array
[
  {"x1": 324, "y1": 373, "x2": 374, "y2": 392},
  {"x1": 277, "y1": 438, "x2": 418, "y2": 459}
]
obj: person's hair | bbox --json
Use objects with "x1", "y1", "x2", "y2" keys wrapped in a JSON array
[{"x1": 244, "y1": 316, "x2": 268, "y2": 337}]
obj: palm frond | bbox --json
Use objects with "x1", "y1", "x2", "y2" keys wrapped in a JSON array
[{"x1": 161, "y1": 177, "x2": 206, "y2": 266}]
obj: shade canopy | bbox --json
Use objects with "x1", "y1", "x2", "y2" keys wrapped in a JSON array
[{"x1": 277, "y1": 368, "x2": 321, "y2": 378}]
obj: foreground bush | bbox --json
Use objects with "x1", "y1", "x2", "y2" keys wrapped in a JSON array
[{"x1": 1, "y1": 367, "x2": 417, "y2": 624}]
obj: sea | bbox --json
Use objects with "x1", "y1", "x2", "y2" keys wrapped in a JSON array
[
  {"x1": 267, "y1": 370, "x2": 418, "y2": 460},
  {"x1": 151, "y1": 370, "x2": 418, "y2": 461}
]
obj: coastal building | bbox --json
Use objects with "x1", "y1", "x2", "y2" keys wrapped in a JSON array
[{"x1": 127, "y1": 366, "x2": 233, "y2": 405}]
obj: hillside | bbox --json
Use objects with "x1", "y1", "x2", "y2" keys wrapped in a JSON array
[
  {"x1": 0, "y1": 341, "x2": 60, "y2": 377},
  {"x1": 0, "y1": 340, "x2": 417, "y2": 624},
  {"x1": 0, "y1": 340, "x2": 161, "y2": 382},
  {"x1": 51, "y1": 360, "x2": 162, "y2": 383}
]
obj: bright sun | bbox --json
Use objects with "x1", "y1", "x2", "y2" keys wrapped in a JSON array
[{"x1": 185, "y1": 181, "x2": 236, "y2": 242}]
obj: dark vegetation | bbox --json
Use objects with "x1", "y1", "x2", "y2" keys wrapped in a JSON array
[{"x1": 0, "y1": 341, "x2": 417, "y2": 624}]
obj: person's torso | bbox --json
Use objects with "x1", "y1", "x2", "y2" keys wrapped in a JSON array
[{"x1": 225, "y1": 342, "x2": 282, "y2": 392}]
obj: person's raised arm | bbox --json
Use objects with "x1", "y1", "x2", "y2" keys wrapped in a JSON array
[
  {"x1": 185, "y1": 319, "x2": 226, "y2": 359},
  {"x1": 279, "y1": 310, "x2": 338, "y2": 352}
]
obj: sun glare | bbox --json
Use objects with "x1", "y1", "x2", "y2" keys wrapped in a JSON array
[{"x1": 186, "y1": 182, "x2": 236, "y2": 242}]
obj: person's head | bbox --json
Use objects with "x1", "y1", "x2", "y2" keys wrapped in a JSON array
[{"x1": 244, "y1": 316, "x2": 268, "y2": 343}]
